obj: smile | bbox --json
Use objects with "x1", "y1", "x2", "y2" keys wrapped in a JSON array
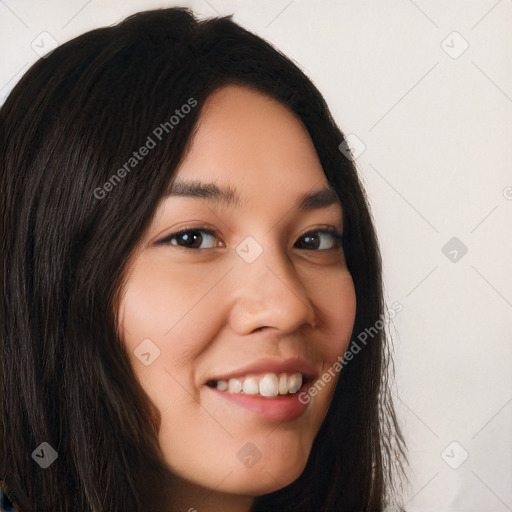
[{"x1": 207, "y1": 372, "x2": 305, "y2": 397}]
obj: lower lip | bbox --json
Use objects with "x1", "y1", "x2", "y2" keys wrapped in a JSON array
[{"x1": 207, "y1": 384, "x2": 310, "y2": 422}]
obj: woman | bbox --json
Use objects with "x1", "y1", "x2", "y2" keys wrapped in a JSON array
[{"x1": 1, "y1": 7, "x2": 407, "y2": 511}]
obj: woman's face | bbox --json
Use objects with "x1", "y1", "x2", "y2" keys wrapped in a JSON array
[{"x1": 118, "y1": 85, "x2": 356, "y2": 504}]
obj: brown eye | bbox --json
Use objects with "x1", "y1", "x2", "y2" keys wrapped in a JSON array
[
  {"x1": 157, "y1": 229, "x2": 219, "y2": 249},
  {"x1": 295, "y1": 230, "x2": 343, "y2": 251}
]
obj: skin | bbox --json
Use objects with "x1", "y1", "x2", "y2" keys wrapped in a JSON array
[{"x1": 118, "y1": 85, "x2": 356, "y2": 512}]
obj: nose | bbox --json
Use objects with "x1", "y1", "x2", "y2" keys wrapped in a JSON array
[{"x1": 228, "y1": 238, "x2": 317, "y2": 335}]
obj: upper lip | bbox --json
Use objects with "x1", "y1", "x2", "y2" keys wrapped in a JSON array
[{"x1": 206, "y1": 357, "x2": 319, "y2": 383}]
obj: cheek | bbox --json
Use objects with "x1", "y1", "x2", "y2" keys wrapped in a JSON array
[
  {"x1": 118, "y1": 256, "x2": 228, "y2": 411},
  {"x1": 299, "y1": 271, "x2": 356, "y2": 423},
  {"x1": 117, "y1": 261, "x2": 200, "y2": 398},
  {"x1": 315, "y1": 270, "x2": 357, "y2": 364},
  {"x1": 119, "y1": 255, "x2": 210, "y2": 347}
]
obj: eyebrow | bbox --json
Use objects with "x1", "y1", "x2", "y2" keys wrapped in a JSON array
[{"x1": 165, "y1": 179, "x2": 342, "y2": 211}]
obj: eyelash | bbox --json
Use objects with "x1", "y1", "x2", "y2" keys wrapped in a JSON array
[{"x1": 155, "y1": 226, "x2": 344, "y2": 251}]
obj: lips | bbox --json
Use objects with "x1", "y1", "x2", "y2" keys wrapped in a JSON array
[{"x1": 203, "y1": 357, "x2": 319, "y2": 421}]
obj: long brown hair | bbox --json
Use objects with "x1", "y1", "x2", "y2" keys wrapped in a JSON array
[{"x1": 1, "y1": 8, "x2": 407, "y2": 511}]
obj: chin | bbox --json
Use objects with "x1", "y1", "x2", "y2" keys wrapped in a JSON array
[{"x1": 228, "y1": 452, "x2": 309, "y2": 496}]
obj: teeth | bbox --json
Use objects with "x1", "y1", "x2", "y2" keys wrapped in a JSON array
[
  {"x1": 288, "y1": 373, "x2": 302, "y2": 394},
  {"x1": 217, "y1": 380, "x2": 228, "y2": 391},
  {"x1": 259, "y1": 374, "x2": 278, "y2": 397},
  {"x1": 242, "y1": 377, "x2": 259, "y2": 395},
  {"x1": 278, "y1": 374, "x2": 288, "y2": 395},
  {"x1": 228, "y1": 378, "x2": 242, "y2": 393},
  {"x1": 214, "y1": 372, "x2": 303, "y2": 397}
]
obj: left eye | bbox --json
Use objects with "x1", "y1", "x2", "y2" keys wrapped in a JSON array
[
  {"x1": 295, "y1": 229, "x2": 343, "y2": 250},
  {"x1": 156, "y1": 228, "x2": 343, "y2": 251}
]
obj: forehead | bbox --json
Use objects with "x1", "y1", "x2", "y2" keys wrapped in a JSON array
[{"x1": 170, "y1": 85, "x2": 340, "y2": 211}]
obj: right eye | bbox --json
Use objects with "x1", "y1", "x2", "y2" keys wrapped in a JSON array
[{"x1": 155, "y1": 228, "x2": 221, "y2": 250}]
